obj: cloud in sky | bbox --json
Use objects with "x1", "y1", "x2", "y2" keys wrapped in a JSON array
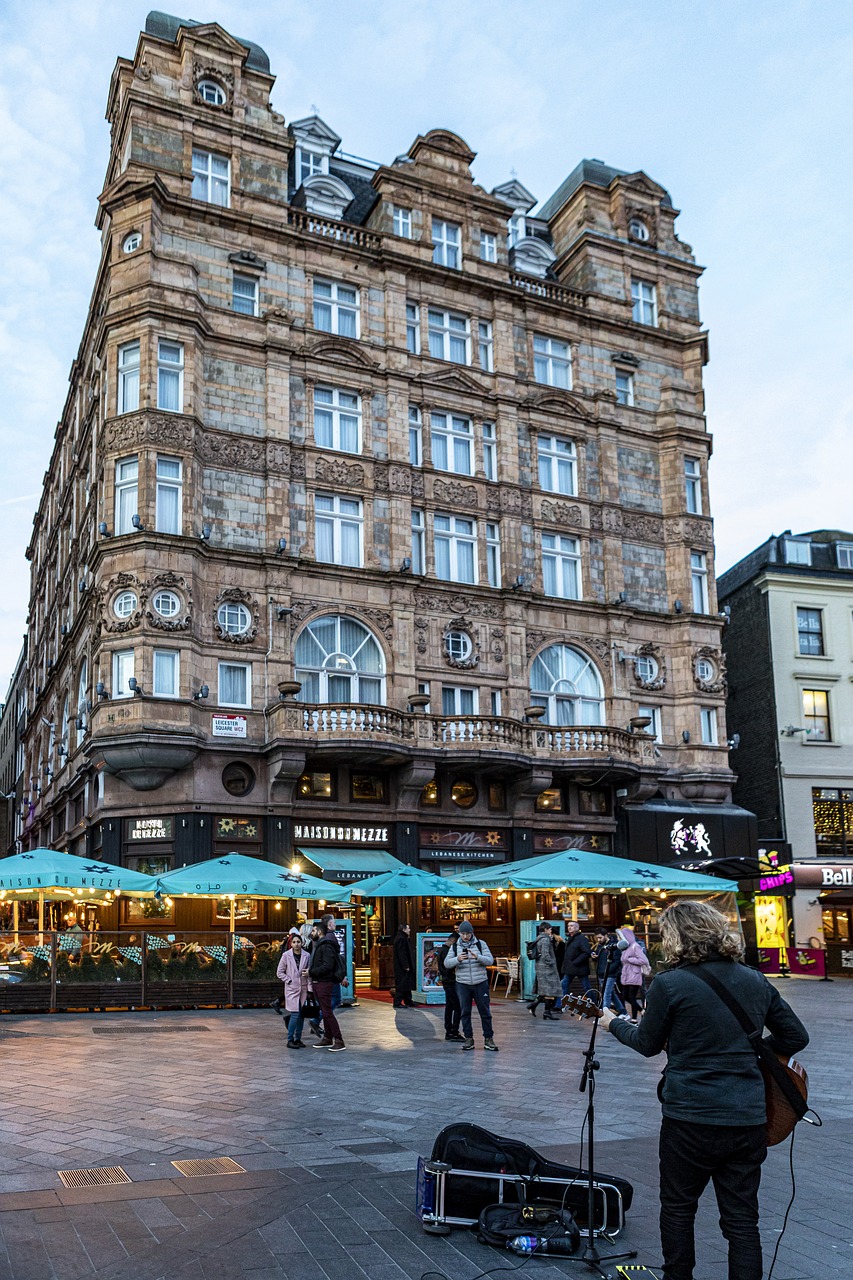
[{"x1": 0, "y1": 0, "x2": 851, "y2": 688}]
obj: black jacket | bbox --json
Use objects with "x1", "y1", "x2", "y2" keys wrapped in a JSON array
[
  {"x1": 437, "y1": 943, "x2": 457, "y2": 984},
  {"x1": 561, "y1": 931, "x2": 592, "y2": 978},
  {"x1": 609, "y1": 957, "x2": 809, "y2": 1125},
  {"x1": 594, "y1": 941, "x2": 621, "y2": 982},
  {"x1": 393, "y1": 931, "x2": 416, "y2": 987},
  {"x1": 308, "y1": 934, "x2": 341, "y2": 982}
]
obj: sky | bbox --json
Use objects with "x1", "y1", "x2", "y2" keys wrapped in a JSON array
[{"x1": 1, "y1": 0, "x2": 851, "y2": 690}]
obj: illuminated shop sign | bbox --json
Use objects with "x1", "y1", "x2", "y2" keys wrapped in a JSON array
[
  {"x1": 759, "y1": 868, "x2": 794, "y2": 892},
  {"x1": 792, "y1": 864, "x2": 853, "y2": 888},
  {"x1": 669, "y1": 820, "x2": 713, "y2": 858},
  {"x1": 127, "y1": 817, "x2": 173, "y2": 841},
  {"x1": 293, "y1": 824, "x2": 388, "y2": 844}
]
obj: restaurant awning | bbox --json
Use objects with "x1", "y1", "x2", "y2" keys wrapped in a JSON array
[
  {"x1": 295, "y1": 848, "x2": 406, "y2": 882},
  {"x1": 452, "y1": 848, "x2": 738, "y2": 892}
]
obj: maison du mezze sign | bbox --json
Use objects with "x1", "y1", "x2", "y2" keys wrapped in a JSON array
[{"x1": 126, "y1": 817, "x2": 173, "y2": 841}]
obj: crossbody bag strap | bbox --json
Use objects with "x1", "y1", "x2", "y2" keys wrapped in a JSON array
[{"x1": 689, "y1": 966, "x2": 808, "y2": 1120}]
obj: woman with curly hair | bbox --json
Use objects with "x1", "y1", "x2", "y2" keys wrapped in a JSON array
[{"x1": 600, "y1": 900, "x2": 808, "y2": 1280}]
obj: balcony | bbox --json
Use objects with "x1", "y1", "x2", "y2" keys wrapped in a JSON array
[
  {"x1": 288, "y1": 209, "x2": 381, "y2": 251},
  {"x1": 509, "y1": 272, "x2": 586, "y2": 308}
]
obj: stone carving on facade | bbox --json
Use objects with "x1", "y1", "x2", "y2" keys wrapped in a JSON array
[
  {"x1": 540, "y1": 500, "x2": 583, "y2": 528},
  {"x1": 411, "y1": 470, "x2": 425, "y2": 498},
  {"x1": 486, "y1": 487, "x2": 533, "y2": 518},
  {"x1": 289, "y1": 601, "x2": 393, "y2": 643},
  {"x1": 361, "y1": 608, "x2": 394, "y2": 641},
  {"x1": 588, "y1": 506, "x2": 623, "y2": 533},
  {"x1": 415, "y1": 592, "x2": 501, "y2": 620},
  {"x1": 98, "y1": 573, "x2": 145, "y2": 635},
  {"x1": 527, "y1": 628, "x2": 609, "y2": 664},
  {"x1": 388, "y1": 466, "x2": 411, "y2": 495},
  {"x1": 144, "y1": 572, "x2": 192, "y2": 632},
  {"x1": 693, "y1": 645, "x2": 727, "y2": 695},
  {"x1": 266, "y1": 441, "x2": 291, "y2": 474},
  {"x1": 622, "y1": 511, "x2": 664, "y2": 542},
  {"x1": 414, "y1": 616, "x2": 429, "y2": 655},
  {"x1": 567, "y1": 633, "x2": 610, "y2": 662},
  {"x1": 103, "y1": 412, "x2": 193, "y2": 453},
  {"x1": 632, "y1": 642, "x2": 667, "y2": 691},
  {"x1": 662, "y1": 516, "x2": 714, "y2": 546},
  {"x1": 199, "y1": 431, "x2": 266, "y2": 472},
  {"x1": 192, "y1": 62, "x2": 235, "y2": 107},
  {"x1": 526, "y1": 630, "x2": 557, "y2": 660},
  {"x1": 134, "y1": 61, "x2": 152, "y2": 82},
  {"x1": 442, "y1": 618, "x2": 479, "y2": 669},
  {"x1": 315, "y1": 457, "x2": 364, "y2": 488},
  {"x1": 373, "y1": 464, "x2": 390, "y2": 495},
  {"x1": 490, "y1": 627, "x2": 505, "y2": 664},
  {"x1": 213, "y1": 587, "x2": 259, "y2": 644},
  {"x1": 433, "y1": 479, "x2": 477, "y2": 508}
]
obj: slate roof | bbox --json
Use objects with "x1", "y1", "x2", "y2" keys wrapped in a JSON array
[
  {"x1": 538, "y1": 158, "x2": 674, "y2": 223},
  {"x1": 331, "y1": 167, "x2": 379, "y2": 226},
  {"x1": 145, "y1": 10, "x2": 271, "y2": 74}
]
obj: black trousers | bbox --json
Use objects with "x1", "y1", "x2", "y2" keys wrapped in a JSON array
[
  {"x1": 659, "y1": 1117, "x2": 766, "y2": 1280},
  {"x1": 444, "y1": 981, "x2": 461, "y2": 1034}
]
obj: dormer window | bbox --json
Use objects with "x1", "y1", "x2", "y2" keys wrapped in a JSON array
[
  {"x1": 507, "y1": 212, "x2": 526, "y2": 248},
  {"x1": 198, "y1": 80, "x2": 226, "y2": 106},
  {"x1": 784, "y1": 538, "x2": 812, "y2": 566},
  {"x1": 299, "y1": 148, "x2": 327, "y2": 183},
  {"x1": 289, "y1": 116, "x2": 341, "y2": 195},
  {"x1": 628, "y1": 217, "x2": 650, "y2": 241}
]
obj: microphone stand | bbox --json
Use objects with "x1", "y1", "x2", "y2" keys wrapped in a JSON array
[{"x1": 567, "y1": 1006, "x2": 637, "y2": 1278}]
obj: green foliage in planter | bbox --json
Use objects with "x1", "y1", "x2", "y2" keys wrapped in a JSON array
[
  {"x1": 247, "y1": 945, "x2": 279, "y2": 980},
  {"x1": 20, "y1": 956, "x2": 50, "y2": 983}
]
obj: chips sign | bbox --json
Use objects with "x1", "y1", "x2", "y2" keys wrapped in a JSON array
[{"x1": 212, "y1": 714, "x2": 247, "y2": 738}]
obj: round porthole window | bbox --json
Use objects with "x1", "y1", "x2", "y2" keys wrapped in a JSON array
[
  {"x1": 451, "y1": 780, "x2": 478, "y2": 809},
  {"x1": 696, "y1": 658, "x2": 715, "y2": 682},
  {"x1": 444, "y1": 631, "x2": 473, "y2": 662},
  {"x1": 222, "y1": 761, "x2": 256, "y2": 797},
  {"x1": 198, "y1": 79, "x2": 226, "y2": 106},
  {"x1": 122, "y1": 232, "x2": 141, "y2": 254},
  {"x1": 113, "y1": 591, "x2": 138, "y2": 619},
  {"x1": 635, "y1": 655, "x2": 658, "y2": 683},
  {"x1": 153, "y1": 590, "x2": 181, "y2": 618},
  {"x1": 628, "y1": 218, "x2": 649, "y2": 241},
  {"x1": 217, "y1": 602, "x2": 251, "y2": 635}
]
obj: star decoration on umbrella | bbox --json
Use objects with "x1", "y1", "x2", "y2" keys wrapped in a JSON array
[
  {"x1": 217, "y1": 859, "x2": 232, "y2": 866},
  {"x1": 83, "y1": 864, "x2": 115, "y2": 874},
  {"x1": 278, "y1": 872, "x2": 305, "y2": 883},
  {"x1": 21, "y1": 854, "x2": 34, "y2": 860},
  {"x1": 633, "y1": 869, "x2": 661, "y2": 879}
]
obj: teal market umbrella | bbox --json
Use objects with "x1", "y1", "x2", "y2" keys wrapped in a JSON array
[
  {"x1": 0, "y1": 849, "x2": 158, "y2": 940},
  {"x1": 348, "y1": 867, "x2": 486, "y2": 898},
  {"x1": 451, "y1": 848, "x2": 737, "y2": 893},
  {"x1": 156, "y1": 853, "x2": 352, "y2": 931}
]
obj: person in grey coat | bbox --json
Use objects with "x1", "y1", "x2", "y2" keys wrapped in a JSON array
[
  {"x1": 442, "y1": 920, "x2": 498, "y2": 1051},
  {"x1": 528, "y1": 922, "x2": 562, "y2": 1020}
]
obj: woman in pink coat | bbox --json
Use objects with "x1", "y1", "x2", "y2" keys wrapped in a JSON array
[
  {"x1": 276, "y1": 934, "x2": 312, "y2": 1049},
  {"x1": 616, "y1": 926, "x2": 651, "y2": 1020}
]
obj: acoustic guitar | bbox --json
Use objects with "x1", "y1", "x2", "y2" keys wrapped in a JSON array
[{"x1": 763, "y1": 1053, "x2": 809, "y2": 1146}]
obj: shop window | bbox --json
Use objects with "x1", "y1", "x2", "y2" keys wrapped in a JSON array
[
  {"x1": 298, "y1": 771, "x2": 335, "y2": 800},
  {"x1": 813, "y1": 787, "x2": 853, "y2": 856},
  {"x1": 420, "y1": 780, "x2": 440, "y2": 806},
  {"x1": 213, "y1": 898, "x2": 259, "y2": 923},
  {"x1": 351, "y1": 773, "x2": 386, "y2": 802},
  {"x1": 214, "y1": 816, "x2": 260, "y2": 840},
  {"x1": 579, "y1": 788, "x2": 610, "y2": 816},
  {"x1": 451, "y1": 780, "x2": 477, "y2": 809},
  {"x1": 536, "y1": 788, "x2": 563, "y2": 812},
  {"x1": 123, "y1": 895, "x2": 175, "y2": 924},
  {"x1": 222, "y1": 761, "x2": 256, "y2": 797},
  {"x1": 822, "y1": 908, "x2": 851, "y2": 942},
  {"x1": 488, "y1": 782, "x2": 506, "y2": 811}
]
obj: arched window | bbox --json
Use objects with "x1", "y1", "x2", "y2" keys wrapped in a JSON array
[
  {"x1": 295, "y1": 615, "x2": 385, "y2": 705},
  {"x1": 76, "y1": 660, "x2": 88, "y2": 737},
  {"x1": 60, "y1": 699, "x2": 69, "y2": 766},
  {"x1": 529, "y1": 644, "x2": 604, "y2": 726}
]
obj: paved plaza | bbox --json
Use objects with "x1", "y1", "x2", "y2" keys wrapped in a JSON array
[{"x1": 0, "y1": 979, "x2": 847, "y2": 1279}]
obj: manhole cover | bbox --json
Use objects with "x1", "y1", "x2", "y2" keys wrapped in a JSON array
[
  {"x1": 92, "y1": 1026, "x2": 210, "y2": 1035},
  {"x1": 58, "y1": 1167, "x2": 132, "y2": 1189},
  {"x1": 171, "y1": 1157, "x2": 246, "y2": 1177}
]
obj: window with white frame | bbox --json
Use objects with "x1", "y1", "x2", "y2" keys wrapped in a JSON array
[
  {"x1": 157, "y1": 340, "x2": 184, "y2": 412},
  {"x1": 507, "y1": 211, "x2": 526, "y2": 248},
  {"x1": 428, "y1": 309, "x2": 470, "y2": 363},
  {"x1": 802, "y1": 689, "x2": 830, "y2": 741},
  {"x1": 411, "y1": 509, "x2": 425, "y2": 575},
  {"x1": 122, "y1": 232, "x2": 141, "y2": 254},
  {"x1": 434, "y1": 514, "x2": 477, "y2": 583},
  {"x1": 408, "y1": 406, "x2": 423, "y2": 465},
  {"x1": 392, "y1": 206, "x2": 412, "y2": 238},
  {"x1": 700, "y1": 706, "x2": 719, "y2": 745},
  {"x1": 638, "y1": 704, "x2": 662, "y2": 743},
  {"x1": 529, "y1": 644, "x2": 604, "y2": 725},
  {"x1": 542, "y1": 533, "x2": 581, "y2": 599},
  {"x1": 445, "y1": 631, "x2": 473, "y2": 662},
  {"x1": 796, "y1": 608, "x2": 824, "y2": 656},
  {"x1": 315, "y1": 494, "x2": 363, "y2": 567},
  {"x1": 431, "y1": 412, "x2": 473, "y2": 475},
  {"x1": 406, "y1": 301, "x2": 420, "y2": 354},
  {"x1": 112, "y1": 650, "x2": 134, "y2": 700},
  {"x1": 432, "y1": 218, "x2": 461, "y2": 269},
  {"x1": 615, "y1": 369, "x2": 634, "y2": 406},
  {"x1": 217, "y1": 602, "x2": 251, "y2": 635},
  {"x1": 313, "y1": 279, "x2": 359, "y2": 338},
  {"x1": 479, "y1": 231, "x2": 497, "y2": 263},
  {"x1": 155, "y1": 456, "x2": 182, "y2": 535},
  {"x1": 691, "y1": 551, "x2": 709, "y2": 613},
  {"x1": 631, "y1": 278, "x2": 657, "y2": 326},
  {"x1": 232, "y1": 274, "x2": 258, "y2": 316},
  {"x1": 294, "y1": 615, "x2": 385, "y2": 705},
  {"x1": 114, "y1": 457, "x2": 138, "y2": 535},
  {"x1": 490, "y1": 690, "x2": 502, "y2": 716},
  {"x1": 76, "y1": 659, "x2": 88, "y2": 734},
  {"x1": 478, "y1": 321, "x2": 494, "y2": 372},
  {"x1": 836, "y1": 542, "x2": 853, "y2": 568},
  {"x1": 191, "y1": 150, "x2": 230, "y2": 206},
  {"x1": 533, "y1": 334, "x2": 571, "y2": 388},
  {"x1": 197, "y1": 79, "x2": 226, "y2": 106},
  {"x1": 298, "y1": 148, "x2": 326, "y2": 183},
  {"x1": 442, "y1": 685, "x2": 478, "y2": 716},
  {"x1": 117, "y1": 342, "x2": 140, "y2": 414},
  {"x1": 628, "y1": 217, "x2": 649, "y2": 241},
  {"x1": 784, "y1": 538, "x2": 812, "y2": 566},
  {"x1": 485, "y1": 522, "x2": 501, "y2": 587},
  {"x1": 314, "y1": 387, "x2": 361, "y2": 453},
  {"x1": 482, "y1": 422, "x2": 497, "y2": 481},
  {"x1": 538, "y1": 435, "x2": 577, "y2": 495},
  {"x1": 153, "y1": 650, "x2": 180, "y2": 698},
  {"x1": 685, "y1": 458, "x2": 702, "y2": 514},
  {"x1": 219, "y1": 661, "x2": 251, "y2": 708}
]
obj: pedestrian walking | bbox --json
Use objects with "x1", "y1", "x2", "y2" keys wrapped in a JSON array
[
  {"x1": 528, "y1": 922, "x2": 562, "y2": 1019},
  {"x1": 392, "y1": 923, "x2": 416, "y2": 1008},
  {"x1": 308, "y1": 918, "x2": 347, "y2": 1052},
  {"x1": 442, "y1": 920, "x2": 498, "y2": 1051},
  {"x1": 617, "y1": 925, "x2": 651, "y2": 1019},
  {"x1": 600, "y1": 900, "x2": 809, "y2": 1280},
  {"x1": 560, "y1": 920, "x2": 592, "y2": 999},
  {"x1": 437, "y1": 931, "x2": 463, "y2": 1041},
  {"x1": 276, "y1": 933, "x2": 312, "y2": 1049},
  {"x1": 592, "y1": 929, "x2": 626, "y2": 1014}
]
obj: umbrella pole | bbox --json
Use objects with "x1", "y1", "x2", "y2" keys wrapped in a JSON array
[
  {"x1": 12, "y1": 900, "x2": 19, "y2": 946},
  {"x1": 229, "y1": 897, "x2": 236, "y2": 935},
  {"x1": 38, "y1": 893, "x2": 44, "y2": 946}
]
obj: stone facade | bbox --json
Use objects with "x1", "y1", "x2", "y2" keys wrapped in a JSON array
[{"x1": 17, "y1": 15, "x2": 733, "y2": 881}]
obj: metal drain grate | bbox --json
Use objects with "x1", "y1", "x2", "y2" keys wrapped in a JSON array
[
  {"x1": 93, "y1": 1025, "x2": 210, "y2": 1035},
  {"x1": 58, "y1": 1167, "x2": 132, "y2": 1189},
  {"x1": 171, "y1": 1157, "x2": 246, "y2": 1177}
]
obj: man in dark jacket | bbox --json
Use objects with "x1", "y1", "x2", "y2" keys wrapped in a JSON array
[
  {"x1": 560, "y1": 920, "x2": 592, "y2": 997},
  {"x1": 592, "y1": 930, "x2": 626, "y2": 1014},
  {"x1": 392, "y1": 923, "x2": 416, "y2": 1008},
  {"x1": 601, "y1": 900, "x2": 808, "y2": 1280},
  {"x1": 437, "y1": 930, "x2": 463, "y2": 1041},
  {"x1": 308, "y1": 920, "x2": 346, "y2": 1051}
]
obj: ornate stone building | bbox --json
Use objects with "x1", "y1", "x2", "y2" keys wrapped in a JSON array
[{"x1": 17, "y1": 12, "x2": 747, "y2": 945}]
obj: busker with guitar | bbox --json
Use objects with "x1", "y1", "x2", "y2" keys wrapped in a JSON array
[{"x1": 598, "y1": 900, "x2": 808, "y2": 1280}]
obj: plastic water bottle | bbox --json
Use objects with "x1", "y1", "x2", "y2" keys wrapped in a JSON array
[{"x1": 508, "y1": 1235, "x2": 541, "y2": 1255}]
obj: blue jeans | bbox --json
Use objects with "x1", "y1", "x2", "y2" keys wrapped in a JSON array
[
  {"x1": 603, "y1": 975, "x2": 626, "y2": 1014},
  {"x1": 458, "y1": 980, "x2": 494, "y2": 1040},
  {"x1": 287, "y1": 1011, "x2": 305, "y2": 1043},
  {"x1": 562, "y1": 972, "x2": 591, "y2": 996}
]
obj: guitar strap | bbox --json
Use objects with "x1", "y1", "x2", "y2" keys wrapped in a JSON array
[{"x1": 688, "y1": 966, "x2": 808, "y2": 1122}]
